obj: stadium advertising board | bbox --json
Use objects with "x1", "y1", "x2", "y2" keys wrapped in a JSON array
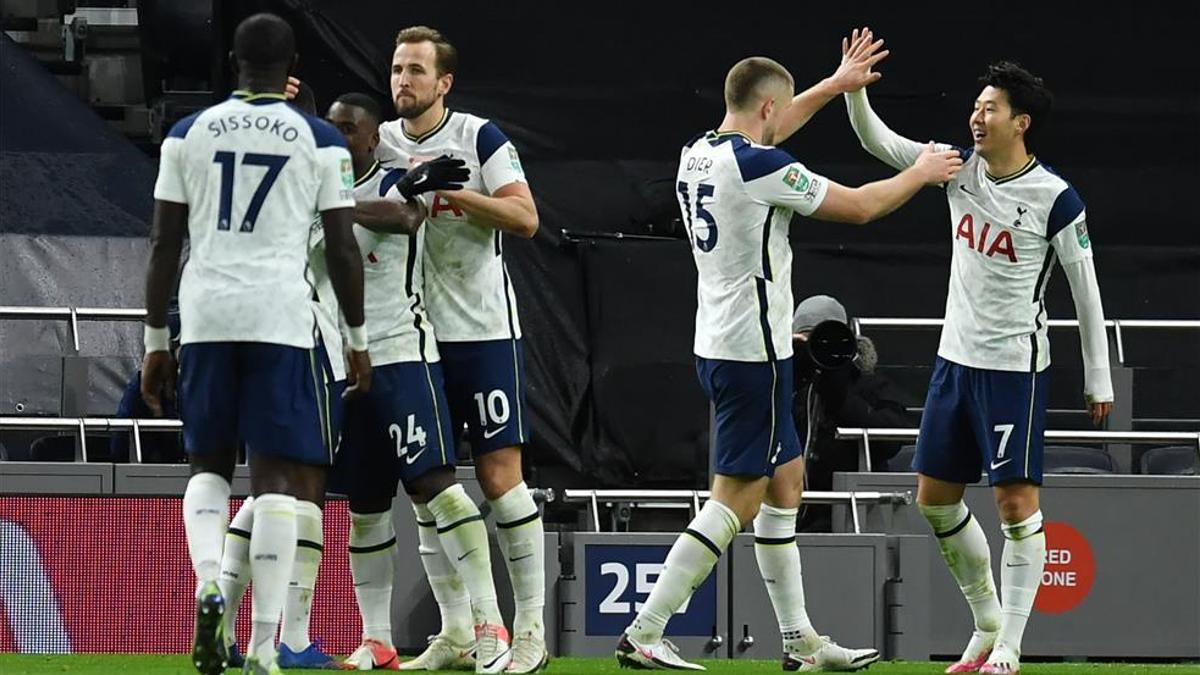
[{"x1": 0, "y1": 497, "x2": 361, "y2": 654}]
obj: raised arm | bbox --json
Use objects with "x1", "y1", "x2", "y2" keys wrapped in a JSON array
[
  {"x1": 775, "y1": 27, "x2": 891, "y2": 144},
  {"x1": 844, "y1": 87, "x2": 934, "y2": 171},
  {"x1": 814, "y1": 144, "x2": 961, "y2": 223},
  {"x1": 747, "y1": 143, "x2": 960, "y2": 226}
]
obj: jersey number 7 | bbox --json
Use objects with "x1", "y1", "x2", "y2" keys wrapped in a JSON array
[
  {"x1": 212, "y1": 151, "x2": 290, "y2": 232},
  {"x1": 677, "y1": 181, "x2": 718, "y2": 252}
]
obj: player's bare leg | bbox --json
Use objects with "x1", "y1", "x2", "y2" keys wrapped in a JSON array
[
  {"x1": 759, "y1": 459, "x2": 879, "y2": 671},
  {"x1": 185, "y1": 451, "x2": 236, "y2": 675},
  {"x1": 917, "y1": 474, "x2": 1001, "y2": 673},
  {"x1": 981, "y1": 483, "x2": 1043, "y2": 675},
  {"x1": 478, "y1": 446, "x2": 547, "y2": 673}
]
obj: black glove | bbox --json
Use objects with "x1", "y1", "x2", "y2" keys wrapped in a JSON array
[{"x1": 395, "y1": 155, "x2": 470, "y2": 199}]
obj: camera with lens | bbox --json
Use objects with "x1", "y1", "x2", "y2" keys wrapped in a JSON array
[{"x1": 794, "y1": 319, "x2": 858, "y2": 380}]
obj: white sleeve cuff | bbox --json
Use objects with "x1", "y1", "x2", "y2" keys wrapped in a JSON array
[
  {"x1": 346, "y1": 324, "x2": 368, "y2": 352},
  {"x1": 143, "y1": 325, "x2": 170, "y2": 353}
]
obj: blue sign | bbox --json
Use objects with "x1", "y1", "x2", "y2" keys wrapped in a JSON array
[{"x1": 584, "y1": 544, "x2": 718, "y2": 637}]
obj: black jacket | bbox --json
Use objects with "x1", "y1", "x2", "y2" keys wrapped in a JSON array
[{"x1": 793, "y1": 337, "x2": 918, "y2": 530}]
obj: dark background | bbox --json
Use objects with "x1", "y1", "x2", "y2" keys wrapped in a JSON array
[{"x1": 93, "y1": 1, "x2": 1200, "y2": 485}]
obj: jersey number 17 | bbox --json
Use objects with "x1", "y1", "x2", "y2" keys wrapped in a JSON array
[{"x1": 212, "y1": 151, "x2": 289, "y2": 232}]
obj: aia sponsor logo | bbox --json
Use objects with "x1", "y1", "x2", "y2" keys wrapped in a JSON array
[
  {"x1": 956, "y1": 213, "x2": 1017, "y2": 263},
  {"x1": 430, "y1": 195, "x2": 465, "y2": 219}
]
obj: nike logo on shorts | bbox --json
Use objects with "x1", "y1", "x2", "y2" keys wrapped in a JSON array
[
  {"x1": 990, "y1": 458, "x2": 1013, "y2": 470},
  {"x1": 405, "y1": 446, "x2": 428, "y2": 465},
  {"x1": 483, "y1": 425, "x2": 508, "y2": 440}
]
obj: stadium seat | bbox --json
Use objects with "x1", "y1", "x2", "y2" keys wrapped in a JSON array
[
  {"x1": 29, "y1": 435, "x2": 114, "y2": 462},
  {"x1": 1043, "y1": 446, "x2": 1115, "y2": 474},
  {"x1": 1139, "y1": 446, "x2": 1200, "y2": 476},
  {"x1": 885, "y1": 444, "x2": 917, "y2": 472}
]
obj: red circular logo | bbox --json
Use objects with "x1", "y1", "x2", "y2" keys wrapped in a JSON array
[{"x1": 1034, "y1": 521, "x2": 1096, "y2": 614}]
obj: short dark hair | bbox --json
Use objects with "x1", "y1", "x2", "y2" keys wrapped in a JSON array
[
  {"x1": 724, "y1": 57, "x2": 793, "y2": 112},
  {"x1": 978, "y1": 61, "x2": 1053, "y2": 151},
  {"x1": 334, "y1": 92, "x2": 384, "y2": 125},
  {"x1": 395, "y1": 25, "x2": 457, "y2": 76},
  {"x1": 232, "y1": 13, "x2": 295, "y2": 69},
  {"x1": 292, "y1": 81, "x2": 317, "y2": 115}
]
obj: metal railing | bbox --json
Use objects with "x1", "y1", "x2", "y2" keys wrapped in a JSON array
[
  {"x1": 561, "y1": 488, "x2": 912, "y2": 534},
  {"x1": 835, "y1": 427, "x2": 1200, "y2": 471},
  {"x1": 850, "y1": 317, "x2": 1200, "y2": 365},
  {"x1": 3, "y1": 307, "x2": 1197, "y2": 363},
  {"x1": 0, "y1": 416, "x2": 182, "y2": 463},
  {"x1": 0, "y1": 306, "x2": 146, "y2": 352}
]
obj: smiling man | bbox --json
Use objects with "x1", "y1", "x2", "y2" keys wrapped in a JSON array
[
  {"x1": 840, "y1": 32, "x2": 1113, "y2": 675},
  {"x1": 373, "y1": 25, "x2": 544, "y2": 675}
]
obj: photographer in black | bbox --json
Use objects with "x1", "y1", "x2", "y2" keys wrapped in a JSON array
[{"x1": 792, "y1": 296, "x2": 918, "y2": 531}]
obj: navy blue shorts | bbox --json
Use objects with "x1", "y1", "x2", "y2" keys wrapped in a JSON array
[
  {"x1": 914, "y1": 357, "x2": 1049, "y2": 486},
  {"x1": 439, "y1": 339, "x2": 530, "y2": 455},
  {"x1": 696, "y1": 357, "x2": 802, "y2": 478},
  {"x1": 328, "y1": 360, "x2": 456, "y2": 498},
  {"x1": 178, "y1": 342, "x2": 335, "y2": 465}
]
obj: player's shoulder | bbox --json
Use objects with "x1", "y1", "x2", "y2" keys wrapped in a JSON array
[
  {"x1": 451, "y1": 111, "x2": 515, "y2": 163},
  {"x1": 1034, "y1": 161, "x2": 1086, "y2": 235},
  {"x1": 283, "y1": 103, "x2": 346, "y2": 150},
  {"x1": 1031, "y1": 161, "x2": 1077, "y2": 195},
  {"x1": 165, "y1": 108, "x2": 207, "y2": 141},
  {"x1": 725, "y1": 135, "x2": 797, "y2": 183}
]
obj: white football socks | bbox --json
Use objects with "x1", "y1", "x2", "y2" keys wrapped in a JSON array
[
  {"x1": 920, "y1": 502, "x2": 1002, "y2": 660},
  {"x1": 997, "y1": 510, "x2": 1046, "y2": 659},
  {"x1": 413, "y1": 502, "x2": 474, "y2": 644},
  {"x1": 218, "y1": 496, "x2": 254, "y2": 647},
  {"x1": 491, "y1": 483, "x2": 545, "y2": 637},
  {"x1": 427, "y1": 484, "x2": 503, "y2": 626},
  {"x1": 626, "y1": 499, "x2": 739, "y2": 644},
  {"x1": 753, "y1": 503, "x2": 819, "y2": 655},
  {"x1": 183, "y1": 472, "x2": 231, "y2": 592},
  {"x1": 349, "y1": 509, "x2": 397, "y2": 647},
  {"x1": 248, "y1": 493, "x2": 297, "y2": 664},
  {"x1": 281, "y1": 500, "x2": 323, "y2": 652}
]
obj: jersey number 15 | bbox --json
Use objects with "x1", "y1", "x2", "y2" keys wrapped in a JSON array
[
  {"x1": 677, "y1": 182, "x2": 718, "y2": 252},
  {"x1": 212, "y1": 151, "x2": 289, "y2": 232}
]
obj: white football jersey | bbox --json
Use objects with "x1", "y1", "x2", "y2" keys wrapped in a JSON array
[
  {"x1": 153, "y1": 91, "x2": 355, "y2": 348},
  {"x1": 306, "y1": 216, "x2": 347, "y2": 381},
  {"x1": 678, "y1": 131, "x2": 829, "y2": 362},
  {"x1": 375, "y1": 110, "x2": 526, "y2": 342},
  {"x1": 940, "y1": 151, "x2": 1093, "y2": 373},
  {"x1": 349, "y1": 162, "x2": 439, "y2": 365}
]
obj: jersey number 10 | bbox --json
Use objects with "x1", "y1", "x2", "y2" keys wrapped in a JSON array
[
  {"x1": 677, "y1": 182, "x2": 718, "y2": 252},
  {"x1": 212, "y1": 151, "x2": 290, "y2": 232}
]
